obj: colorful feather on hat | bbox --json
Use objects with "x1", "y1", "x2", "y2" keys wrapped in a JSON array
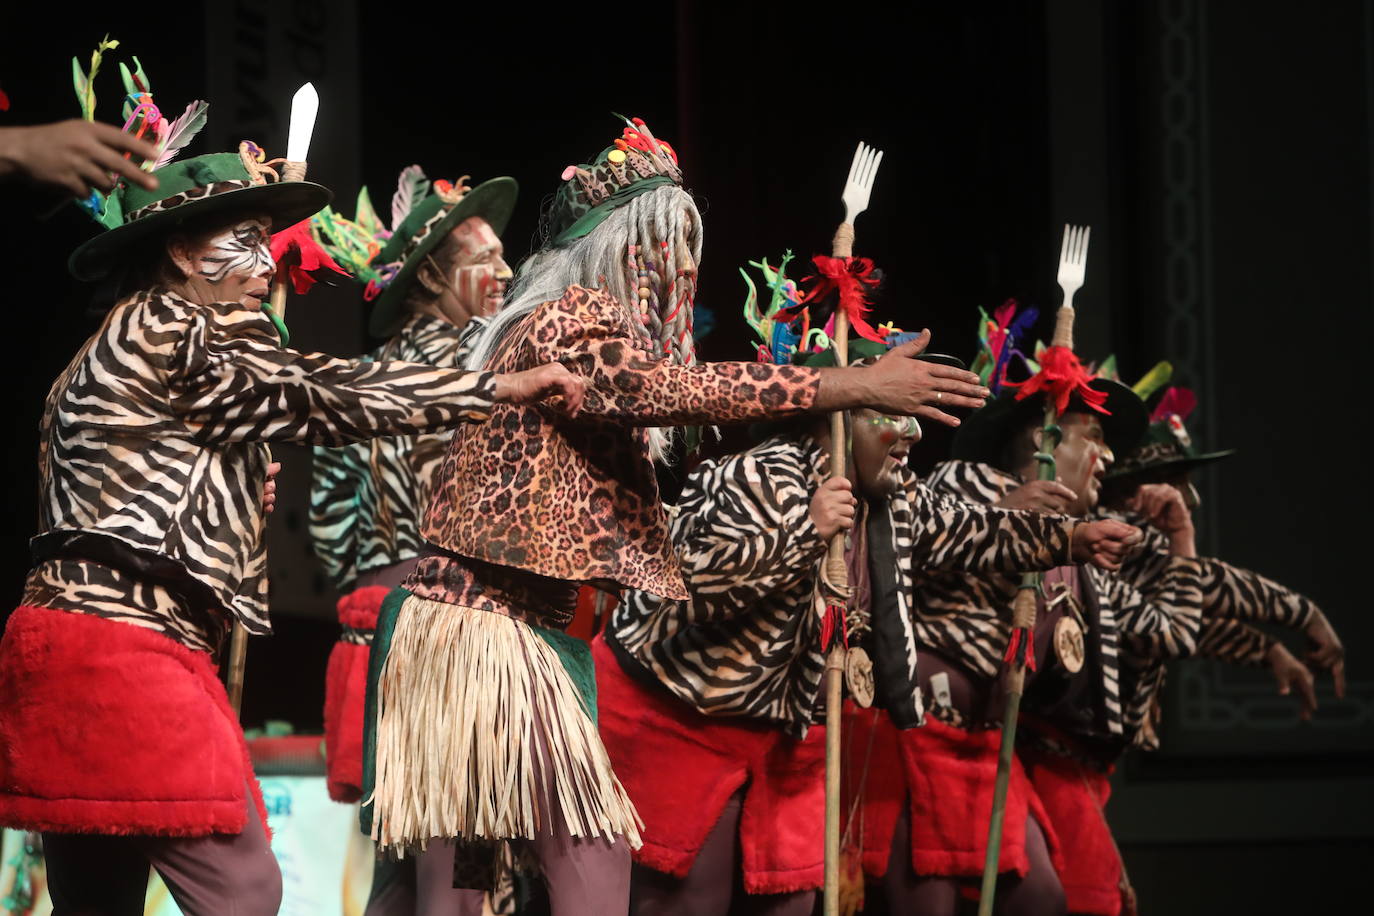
[
  {"x1": 1150, "y1": 386, "x2": 1196, "y2": 424},
  {"x1": 741, "y1": 252, "x2": 807, "y2": 364},
  {"x1": 354, "y1": 186, "x2": 388, "y2": 240},
  {"x1": 971, "y1": 299, "x2": 1039, "y2": 394},
  {"x1": 151, "y1": 100, "x2": 209, "y2": 170},
  {"x1": 390, "y1": 164, "x2": 430, "y2": 230},
  {"x1": 1131, "y1": 360, "x2": 1174, "y2": 403},
  {"x1": 118, "y1": 57, "x2": 150, "y2": 122},
  {"x1": 72, "y1": 35, "x2": 119, "y2": 122}
]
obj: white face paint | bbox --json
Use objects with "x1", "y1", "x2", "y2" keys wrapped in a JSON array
[{"x1": 171, "y1": 215, "x2": 275, "y2": 308}]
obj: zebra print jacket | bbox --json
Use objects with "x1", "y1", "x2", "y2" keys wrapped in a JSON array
[
  {"x1": 922, "y1": 460, "x2": 1205, "y2": 741},
  {"x1": 309, "y1": 314, "x2": 486, "y2": 589},
  {"x1": 605, "y1": 436, "x2": 1077, "y2": 739},
  {"x1": 1095, "y1": 504, "x2": 1322, "y2": 750},
  {"x1": 25, "y1": 289, "x2": 497, "y2": 641}
]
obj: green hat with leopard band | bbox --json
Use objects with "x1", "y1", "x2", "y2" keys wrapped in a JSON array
[
  {"x1": 545, "y1": 115, "x2": 683, "y2": 247},
  {"x1": 69, "y1": 143, "x2": 332, "y2": 281},
  {"x1": 358, "y1": 170, "x2": 517, "y2": 338}
]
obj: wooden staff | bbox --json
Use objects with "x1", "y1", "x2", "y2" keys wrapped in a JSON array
[
  {"x1": 976, "y1": 303, "x2": 1076, "y2": 915},
  {"x1": 226, "y1": 83, "x2": 317, "y2": 718},
  {"x1": 822, "y1": 219, "x2": 855, "y2": 916}
]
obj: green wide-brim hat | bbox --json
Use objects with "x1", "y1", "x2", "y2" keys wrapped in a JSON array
[
  {"x1": 367, "y1": 176, "x2": 517, "y2": 338},
  {"x1": 950, "y1": 378, "x2": 1148, "y2": 467},
  {"x1": 1106, "y1": 419, "x2": 1236, "y2": 479},
  {"x1": 68, "y1": 152, "x2": 332, "y2": 282}
]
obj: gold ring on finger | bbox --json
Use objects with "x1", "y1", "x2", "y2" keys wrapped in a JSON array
[{"x1": 936, "y1": 391, "x2": 943, "y2": 402}]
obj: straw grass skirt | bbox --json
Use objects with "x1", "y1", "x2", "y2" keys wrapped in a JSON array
[{"x1": 364, "y1": 590, "x2": 642, "y2": 855}]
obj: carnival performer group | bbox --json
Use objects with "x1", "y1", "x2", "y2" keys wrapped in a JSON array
[{"x1": 0, "y1": 45, "x2": 1344, "y2": 916}]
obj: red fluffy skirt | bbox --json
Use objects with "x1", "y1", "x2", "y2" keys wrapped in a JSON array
[
  {"x1": 847, "y1": 709, "x2": 1061, "y2": 879},
  {"x1": 0, "y1": 606, "x2": 266, "y2": 837},
  {"x1": 1022, "y1": 748, "x2": 1125, "y2": 916},
  {"x1": 594, "y1": 636, "x2": 827, "y2": 894},
  {"x1": 322, "y1": 585, "x2": 390, "y2": 803}
]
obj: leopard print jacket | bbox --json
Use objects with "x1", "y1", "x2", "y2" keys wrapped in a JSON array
[{"x1": 417, "y1": 285, "x2": 819, "y2": 604}]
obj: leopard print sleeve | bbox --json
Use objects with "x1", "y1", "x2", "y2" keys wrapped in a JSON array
[
  {"x1": 527, "y1": 286, "x2": 818, "y2": 427},
  {"x1": 167, "y1": 298, "x2": 498, "y2": 446}
]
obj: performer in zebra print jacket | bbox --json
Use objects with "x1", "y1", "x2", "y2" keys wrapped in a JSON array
[
  {"x1": 595, "y1": 347, "x2": 1141, "y2": 914},
  {"x1": 0, "y1": 149, "x2": 580, "y2": 914},
  {"x1": 1008, "y1": 391, "x2": 1345, "y2": 916},
  {"x1": 307, "y1": 170, "x2": 525, "y2": 914},
  {"x1": 848, "y1": 379, "x2": 1204, "y2": 915}
]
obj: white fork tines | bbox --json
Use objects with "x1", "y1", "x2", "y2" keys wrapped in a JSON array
[
  {"x1": 841, "y1": 141, "x2": 884, "y2": 225},
  {"x1": 1056, "y1": 223, "x2": 1090, "y2": 309}
]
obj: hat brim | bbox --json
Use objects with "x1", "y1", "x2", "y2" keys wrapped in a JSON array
[
  {"x1": 951, "y1": 379, "x2": 1148, "y2": 467},
  {"x1": 69, "y1": 181, "x2": 333, "y2": 282},
  {"x1": 1106, "y1": 448, "x2": 1237, "y2": 480},
  {"x1": 368, "y1": 177, "x2": 518, "y2": 338}
]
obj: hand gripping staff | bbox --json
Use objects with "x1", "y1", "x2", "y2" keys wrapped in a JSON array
[
  {"x1": 976, "y1": 224, "x2": 1091, "y2": 915},
  {"x1": 225, "y1": 82, "x2": 321, "y2": 718},
  {"x1": 820, "y1": 141, "x2": 883, "y2": 916}
]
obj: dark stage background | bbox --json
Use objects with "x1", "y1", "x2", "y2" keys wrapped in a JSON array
[{"x1": 1, "y1": 2, "x2": 1369, "y2": 912}]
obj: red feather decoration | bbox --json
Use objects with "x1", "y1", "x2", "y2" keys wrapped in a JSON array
[
  {"x1": 785, "y1": 255, "x2": 886, "y2": 343},
  {"x1": 270, "y1": 219, "x2": 350, "y2": 295},
  {"x1": 1150, "y1": 386, "x2": 1197, "y2": 424},
  {"x1": 1009, "y1": 345, "x2": 1110, "y2": 416}
]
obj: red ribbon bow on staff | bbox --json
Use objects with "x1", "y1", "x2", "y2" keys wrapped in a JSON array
[
  {"x1": 777, "y1": 255, "x2": 887, "y2": 344},
  {"x1": 1008, "y1": 345, "x2": 1111, "y2": 416},
  {"x1": 270, "y1": 219, "x2": 350, "y2": 295}
]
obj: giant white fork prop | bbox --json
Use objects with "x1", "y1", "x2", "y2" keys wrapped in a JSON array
[{"x1": 822, "y1": 140, "x2": 882, "y2": 916}]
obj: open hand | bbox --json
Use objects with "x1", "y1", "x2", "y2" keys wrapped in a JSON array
[
  {"x1": 263, "y1": 461, "x2": 281, "y2": 514},
  {"x1": 1304, "y1": 610, "x2": 1346, "y2": 698},
  {"x1": 493, "y1": 362, "x2": 586, "y2": 415},
  {"x1": 1268, "y1": 642, "x2": 1318, "y2": 721},
  {"x1": 998, "y1": 479, "x2": 1077, "y2": 515},
  {"x1": 863, "y1": 330, "x2": 989, "y2": 426},
  {"x1": 0, "y1": 120, "x2": 160, "y2": 198},
  {"x1": 810, "y1": 476, "x2": 857, "y2": 541},
  {"x1": 1070, "y1": 518, "x2": 1142, "y2": 571}
]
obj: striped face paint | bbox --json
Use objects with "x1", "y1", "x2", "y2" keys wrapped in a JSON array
[{"x1": 193, "y1": 218, "x2": 274, "y2": 285}]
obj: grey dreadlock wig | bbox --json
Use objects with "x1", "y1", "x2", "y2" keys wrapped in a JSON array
[{"x1": 464, "y1": 185, "x2": 704, "y2": 463}]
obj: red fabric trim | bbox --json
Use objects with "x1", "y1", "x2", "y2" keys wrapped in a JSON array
[
  {"x1": 0, "y1": 607, "x2": 264, "y2": 838},
  {"x1": 336, "y1": 584, "x2": 391, "y2": 631},
  {"x1": 323, "y1": 587, "x2": 389, "y2": 802},
  {"x1": 852, "y1": 714, "x2": 1062, "y2": 880},
  {"x1": 593, "y1": 636, "x2": 826, "y2": 894},
  {"x1": 1023, "y1": 748, "x2": 1123, "y2": 916}
]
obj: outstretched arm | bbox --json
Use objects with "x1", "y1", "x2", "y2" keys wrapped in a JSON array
[
  {"x1": 168, "y1": 302, "x2": 582, "y2": 446},
  {"x1": 528, "y1": 288, "x2": 988, "y2": 428}
]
